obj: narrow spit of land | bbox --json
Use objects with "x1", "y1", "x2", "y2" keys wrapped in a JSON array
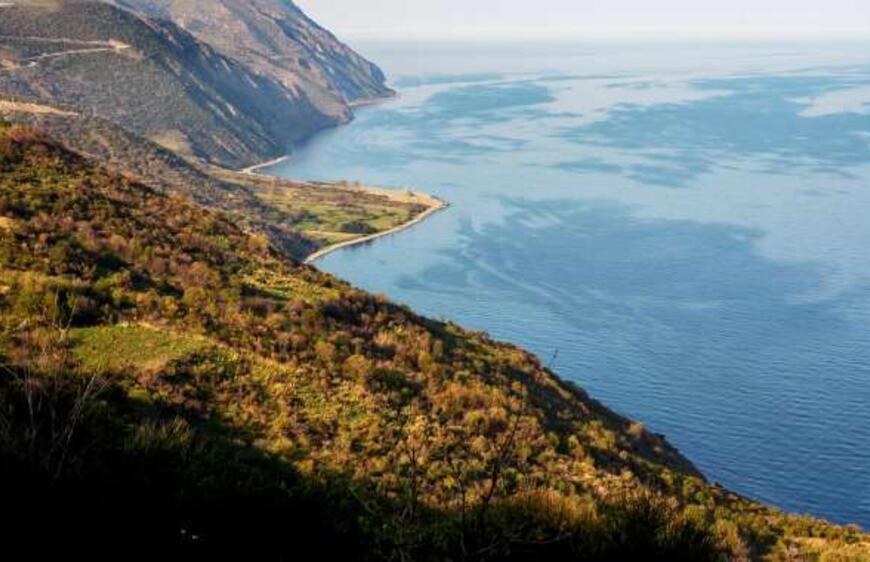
[
  {"x1": 303, "y1": 187, "x2": 447, "y2": 264},
  {"x1": 236, "y1": 162, "x2": 448, "y2": 264}
]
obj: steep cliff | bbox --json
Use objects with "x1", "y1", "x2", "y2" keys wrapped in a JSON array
[
  {"x1": 0, "y1": 0, "x2": 391, "y2": 168},
  {"x1": 112, "y1": 0, "x2": 395, "y2": 111}
]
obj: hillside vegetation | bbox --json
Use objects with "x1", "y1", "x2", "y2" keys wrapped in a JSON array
[
  {"x1": 1, "y1": 123, "x2": 867, "y2": 560},
  {"x1": 0, "y1": 104, "x2": 438, "y2": 260}
]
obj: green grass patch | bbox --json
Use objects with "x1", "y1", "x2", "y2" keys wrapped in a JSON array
[
  {"x1": 256, "y1": 186, "x2": 416, "y2": 245},
  {"x1": 244, "y1": 268, "x2": 340, "y2": 304},
  {"x1": 70, "y1": 324, "x2": 208, "y2": 373}
]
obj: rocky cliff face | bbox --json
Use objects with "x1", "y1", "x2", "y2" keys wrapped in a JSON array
[{"x1": 112, "y1": 0, "x2": 395, "y2": 119}]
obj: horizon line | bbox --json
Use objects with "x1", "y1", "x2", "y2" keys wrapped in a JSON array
[{"x1": 339, "y1": 25, "x2": 870, "y2": 41}]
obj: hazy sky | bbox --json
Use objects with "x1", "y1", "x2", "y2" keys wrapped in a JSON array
[{"x1": 296, "y1": 0, "x2": 870, "y2": 39}]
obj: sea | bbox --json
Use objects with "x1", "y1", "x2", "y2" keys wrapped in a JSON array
[{"x1": 266, "y1": 40, "x2": 870, "y2": 528}]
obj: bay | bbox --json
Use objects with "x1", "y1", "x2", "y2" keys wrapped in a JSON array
[{"x1": 267, "y1": 40, "x2": 870, "y2": 527}]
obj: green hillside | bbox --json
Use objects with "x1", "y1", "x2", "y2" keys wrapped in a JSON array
[
  {"x1": 0, "y1": 123, "x2": 867, "y2": 559},
  {"x1": 0, "y1": 106, "x2": 438, "y2": 261}
]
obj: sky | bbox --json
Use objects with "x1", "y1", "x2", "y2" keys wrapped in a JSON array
[{"x1": 295, "y1": 0, "x2": 870, "y2": 40}]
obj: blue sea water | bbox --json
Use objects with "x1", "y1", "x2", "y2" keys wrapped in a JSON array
[{"x1": 267, "y1": 40, "x2": 870, "y2": 527}]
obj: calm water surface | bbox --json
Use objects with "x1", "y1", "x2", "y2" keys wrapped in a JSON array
[{"x1": 268, "y1": 41, "x2": 870, "y2": 527}]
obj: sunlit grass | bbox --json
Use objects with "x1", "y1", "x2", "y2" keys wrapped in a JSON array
[
  {"x1": 70, "y1": 325, "x2": 207, "y2": 374},
  {"x1": 256, "y1": 182, "x2": 421, "y2": 245}
]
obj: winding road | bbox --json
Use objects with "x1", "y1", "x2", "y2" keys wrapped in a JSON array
[{"x1": 0, "y1": 35, "x2": 131, "y2": 71}]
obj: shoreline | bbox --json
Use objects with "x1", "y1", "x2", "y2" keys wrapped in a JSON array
[
  {"x1": 240, "y1": 92, "x2": 398, "y2": 175},
  {"x1": 304, "y1": 195, "x2": 448, "y2": 265},
  {"x1": 237, "y1": 90, "x2": 447, "y2": 267},
  {"x1": 233, "y1": 157, "x2": 450, "y2": 266},
  {"x1": 348, "y1": 90, "x2": 399, "y2": 109},
  {"x1": 239, "y1": 154, "x2": 291, "y2": 175}
]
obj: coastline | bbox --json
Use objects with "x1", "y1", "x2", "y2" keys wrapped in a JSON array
[
  {"x1": 348, "y1": 89, "x2": 399, "y2": 109},
  {"x1": 230, "y1": 156, "x2": 450, "y2": 267},
  {"x1": 240, "y1": 154, "x2": 291, "y2": 175},
  {"x1": 303, "y1": 194, "x2": 448, "y2": 264},
  {"x1": 239, "y1": 92, "x2": 397, "y2": 176},
  {"x1": 237, "y1": 90, "x2": 447, "y2": 267}
]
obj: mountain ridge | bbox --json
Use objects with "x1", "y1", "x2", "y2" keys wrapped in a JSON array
[
  {"x1": 0, "y1": 0, "x2": 392, "y2": 168},
  {"x1": 110, "y1": 0, "x2": 395, "y2": 107}
]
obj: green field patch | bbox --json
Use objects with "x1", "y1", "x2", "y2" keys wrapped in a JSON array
[
  {"x1": 71, "y1": 324, "x2": 208, "y2": 374},
  {"x1": 244, "y1": 267, "x2": 340, "y2": 304},
  {"x1": 255, "y1": 184, "x2": 418, "y2": 245}
]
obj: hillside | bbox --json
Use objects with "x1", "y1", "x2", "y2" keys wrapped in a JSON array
[
  {"x1": 0, "y1": 0, "x2": 388, "y2": 168},
  {"x1": 1, "y1": 123, "x2": 867, "y2": 560},
  {"x1": 0, "y1": 101, "x2": 441, "y2": 261},
  {"x1": 111, "y1": 0, "x2": 394, "y2": 108}
]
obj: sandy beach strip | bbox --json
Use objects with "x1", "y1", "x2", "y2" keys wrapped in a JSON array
[
  {"x1": 235, "y1": 152, "x2": 448, "y2": 267},
  {"x1": 239, "y1": 155, "x2": 291, "y2": 175},
  {"x1": 304, "y1": 195, "x2": 448, "y2": 265}
]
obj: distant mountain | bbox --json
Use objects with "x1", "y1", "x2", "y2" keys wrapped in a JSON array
[
  {"x1": 111, "y1": 0, "x2": 394, "y2": 110},
  {"x1": 0, "y1": 0, "x2": 391, "y2": 168}
]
